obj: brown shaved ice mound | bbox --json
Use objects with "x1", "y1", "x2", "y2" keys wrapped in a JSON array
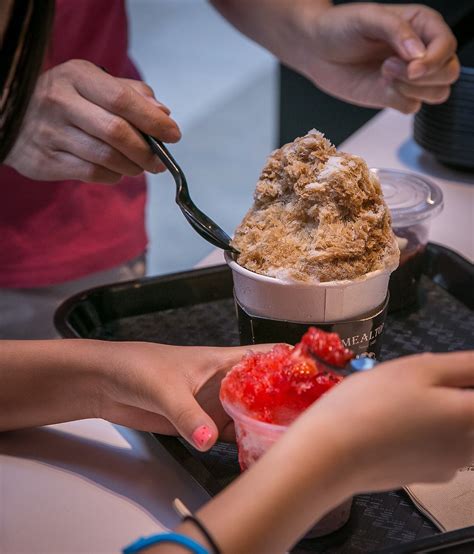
[{"x1": 232, "y1": 130, "x2": 399, "y2": 282}]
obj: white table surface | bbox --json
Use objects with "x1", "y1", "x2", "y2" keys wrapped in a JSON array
[
  {"x1": 1, "y1": 110, "x2": 473, "y2": 554},
  {"x1": 0, "y1": 422, "x2": 209, "y2": 554}
]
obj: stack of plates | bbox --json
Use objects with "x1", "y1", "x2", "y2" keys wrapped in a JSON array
[{"x1": 414, "y1": 41, "x2": 474, "y2": 171}]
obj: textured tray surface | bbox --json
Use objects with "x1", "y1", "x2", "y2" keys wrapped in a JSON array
[
  {"x1": 89, "y1": 277, "x2": 473, "y2": 552},
  {"x1": 94, "y1": 277, "x2": 473, "y2": 357}
]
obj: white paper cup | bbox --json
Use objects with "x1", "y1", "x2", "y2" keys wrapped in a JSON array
[
  {"x1": 222, "y1": 399, "x2": 353, "y2": 537},
  {"x1": 225, "y1": 252, "x2": 394, "y2": 322}
]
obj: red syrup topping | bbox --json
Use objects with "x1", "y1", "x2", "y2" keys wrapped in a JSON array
[{"x1": 221, "y1": 327, "x2": 354, "y2": 425}]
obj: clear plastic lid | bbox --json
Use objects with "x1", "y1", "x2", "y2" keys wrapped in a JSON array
[{"x1": 371, "y1": 168, "x2": 444, "y2": 228}]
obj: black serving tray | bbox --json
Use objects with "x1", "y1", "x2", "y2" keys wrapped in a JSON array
[{"x1": 55, "y1": 243, "x2": 474, "y2": 554}]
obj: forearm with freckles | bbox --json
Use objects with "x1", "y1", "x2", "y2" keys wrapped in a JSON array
[
  {"x1": 0, "y1": 339, "x2": 110, "y2": 431},
  {"x1": 210, "y1": 0, "x2": 332, "y2": 74}
]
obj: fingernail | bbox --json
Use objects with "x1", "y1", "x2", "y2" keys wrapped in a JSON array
[
  {"x1": 192, "y1": 425, "x2": 213, "y2": 450},
  {"x1": 154, "y1": 156, "x2": 164, "y2": 168},
  {"x1": 155, "y1": 101, "x2": 171, "y2": 115},
  {"x1": 145, "y1": 96, "x2": 171, "y2": 113},
  {"x1": 408, "y1": 62, "x2": 426, "y2": 79},
  {"x1": 166, "y1": 127, "x2": 182, "y2": 142},
  {"x1": 152, "y1": 165, "x2": 165, "y2": 174},
  {"x1": 150, "y1": 159, "x2": 165, "y2": 174},
  {"x1": 382, "y1": 58, "x2": 405, "y2": 77},
  {"x1": 403, "y1": 39, "x2": 426, "y2": 59}
]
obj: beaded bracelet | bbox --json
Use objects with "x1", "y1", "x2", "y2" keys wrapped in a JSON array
[{"x1": 123, "y1": 531, "x2": 209, "y2": 554}]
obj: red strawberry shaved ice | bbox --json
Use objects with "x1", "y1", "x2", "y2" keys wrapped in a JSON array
[{"x1": 221, "y1": 327, "x2": 353, "y2": 426}]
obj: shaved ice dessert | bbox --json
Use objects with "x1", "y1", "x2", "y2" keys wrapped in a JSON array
[
  {"x1": 232, "y1": 130, "x2": 399, "y2": 283},
  {"x1": 220, "y1": 327, "x2": 353, "y2": 467},
  {"x1": 220, "y1": 327, "x2": 355, "y2": 537}
]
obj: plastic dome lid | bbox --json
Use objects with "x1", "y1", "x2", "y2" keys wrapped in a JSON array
[{"x1": 371, "y1": 168, "x2": 444, "y2": 228}]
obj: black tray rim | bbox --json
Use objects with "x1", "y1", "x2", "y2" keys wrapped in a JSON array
[
  {"x1": 54, "y1": 263, "x2": 233, "y2": 338},
  {"x1": 54, "y1": 243, "x2": 473, "y2": 338}
]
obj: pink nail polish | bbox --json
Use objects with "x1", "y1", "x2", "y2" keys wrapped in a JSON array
[{"x1": 192, "y1": 425, "x2": 213, "y2": 449}]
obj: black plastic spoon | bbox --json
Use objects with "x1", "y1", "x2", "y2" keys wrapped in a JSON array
[{"x1": 143, "y1": 134, "x2": 238, "y2": 253}]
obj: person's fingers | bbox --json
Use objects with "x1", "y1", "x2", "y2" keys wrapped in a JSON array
[
  {"x1": 382, "y1": 55, "x2": 460, "y2": 86},
  {"x1": 207, "y1": 343, "x2": 279, "y2": 378},
  {"x1": 50, "y1": 125, "x2": 148, "y2": 177},
  {"x1": 116, "y1": 78, "x2": 154, "y2": 98},
  {"x1": 382, "y1": 6, "x2": 457, "y2": 80},
  {"x1": 73, "y1": 63, "x2": 181, "y2": 142},
  {"x1": 406, "y1": 8, "x2": 457, "y2": 79},
  {"x1": 96, "y1": 67, "x2": 172, "y2": 114},
  {"x1": 118, "y1": 78, "x2": 172, "y2": 115},
  {"x1": 160, "y1": 390, "x2": 219, "y2": 451},
  {"x1": 392, "y1": 81, "x2": 451, "y2": 104},
  {"x1": 103, "y1": 403, "x2": 179, "y2": 434},
  {"x1": 441, "y1": 388, "x2": 474, "y2": 439},
  {"x1": 379, "y1": 81, "x2": 422, "y2": 113},
  {"x1": 134, "y1": 344, "x2": 276, "y2": 451},
  {"x1": 381, "y1": 351, "x2": 474, "y2": 388},
  {"x1": 51, "y1": 150, "x2": 123, "y2": 184},
  {"x1": 356, "y1": 6, "x2": 426, "y2": 63},
  {"x1": 165, "y1": 344, "x2": 276, "y2": 448},
  {"x1": 64, "y1": 94, "x2": 165, "y2": 173},
  {"x1": 425, "y1": 351, "x2": 474, "y2": 388}
]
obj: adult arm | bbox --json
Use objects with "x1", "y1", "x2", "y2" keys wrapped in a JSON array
[{"x1": 210, "y1": 1, "x2": 460, "y2": 113}]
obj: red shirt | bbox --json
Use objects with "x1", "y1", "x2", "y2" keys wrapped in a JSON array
[{"x1": 0, "y1": 0, "x2": 147, "y2": 287}]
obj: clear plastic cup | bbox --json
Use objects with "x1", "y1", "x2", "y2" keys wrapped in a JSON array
[
  {"x1": 221, "y1": 399, "x2": 286, "y2": 470},
  {"x1": 372, "y1": 169, "x2": 444, "y2": 310},
  {"x1": 221, "y1": 398, "x2": 353, "y2": 537}
]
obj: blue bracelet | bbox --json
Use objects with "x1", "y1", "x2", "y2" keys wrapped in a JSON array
[{"x1": 123, "y1": 532, "x2": 209, "y2": 554}]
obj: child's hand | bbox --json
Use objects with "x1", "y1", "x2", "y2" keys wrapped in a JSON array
[
  {"x1": 97, "y1": 342, "x2": 272, "y2": 451},
  {"x1": 290, "y1": 351, "x2": 474, "y2": 492}
]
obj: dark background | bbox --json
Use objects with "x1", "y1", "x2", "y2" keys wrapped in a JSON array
[{"x1": 279, "y1": 0, "x2": 474, "y2": 146}]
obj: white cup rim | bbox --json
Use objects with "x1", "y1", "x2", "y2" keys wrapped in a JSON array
[{"x1": 224, "y1": 251, "x2": 391, "y2": 287}]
